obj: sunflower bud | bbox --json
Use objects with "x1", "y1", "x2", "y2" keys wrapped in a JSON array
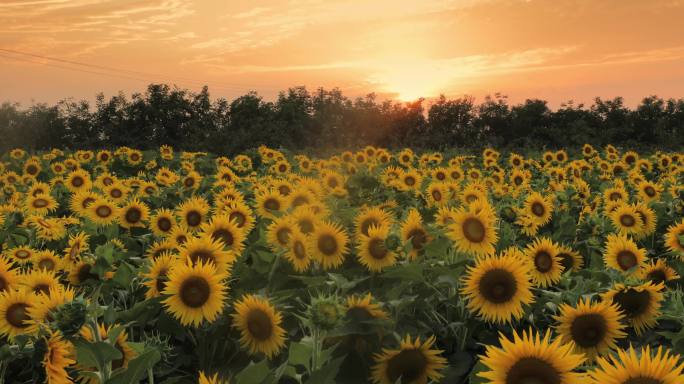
[
  {"x1": 53, "y1": 298, "x2": 87, "y2": 338},
  {"x1": 384, "y1": 234, "x2": 401, "y2": 251},
  {"x1": 309, "y1": 296, "x2": 342, "y2": 331}
]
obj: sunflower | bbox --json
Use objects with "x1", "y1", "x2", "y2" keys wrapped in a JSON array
[
  {"x1": 169, "y1": 226, "x2": 191, "y2": 248},
  {"x1": 119, "y1": 198, "x2": 149, "y2": 229},
  {"x1": 67, "y1": 260, "x2": 100, "y2": 286},
  {"x1": 0, "y1": 289, "x2": 34, "y2": 339},
  {"x1": 25, "y1": 193, "x2": 58, "y2": 215},
  {"x1": 290, "y1": 205, "x2": 321, "y2": 235},
  {"x1": 479, "y1": 329, "x2": 585, "y2": 384},
  {"x1": 460, "y1": 253, "x2": 534, "y2": 324},
  {"x1": 632, "y1": 202, "x2": 657, "y2": 238},
  {"x1": 603, "y1": 233, "x2": 646, "y2": 275},
  {"x1": 637, "y1": 181, "x2": 662, "y2": 202},
  {"x1": 254, "y1": 189, "x2": 284, "y2": 220},
  {"x1": 177, "y1": 197, "x2": 210, "y2": 231},
  {"x1": 284, "y1": 230, "x2": 312, "y2": 272},
  {"x1": 64, "y1": 232, "x2": 89, "y2": 264},
  {"x1": 587, "y1": 345, "x2": 684, "y2": 384},
  {"x1": 43, "y1": 331, "x2": 75, "y2": 384},
  {"x1": 232, "y1": 294, "x2": 286, "y2": 358},
  {"x1": 371, "y1": 335, "x2": 446, "y2": 384},
  {"x1": 180, "y1": 234, "x2": 236, "y2": 272},
  {"x1": 266, "y1": 216, "x2": 296, "y2": 250},
  {"x1": 523, "y1": 192, "x2": 553, "y2": 226},
  {"x1": 357, "y1": 225, "x2": 397, "y2": 273},
  {"x1": 27, "y1": 215, "x2": 67, "y2": 241},
  {"x1": 425, "y1": 182, "x2": 449, "y2": 207},
  {"x1": 65, "y1": 169, "x2": 92, "y2": 192},
  {"x1": 69, "y1": 190, "x2": 99, "y2": 217},
  {"x1": 397, "y1": 169, "x2": 422, "y2": 192},
  {"x1": 86, "y1": 197, "x2": 120, "y2": 226},
  {"x1": 146, "y1": 239, "x2": 176, "y2": 259},
  {"x1": 523, "y1": 237, "x2": 563, "y2": 288},
  {"x1": 7, "y1": 245, "x2": 35, "y2": 265},
  {"x1": 354, "y1": 207, "x2": 392, "y2": 238},
  {"x1": 399, "y1": 209, "x2": 431, "y2": 261},
  {"x1": 286, "y1": 187, "x2": 317, "y2": 209},
  {"x1": 150, "y1": 208, "x2": 177, "y2": 237},
  {"x1": 21, "y1": 269, "x2": 61, "y2": 296},
  {"x1": 554, "y1": 299, "x2": 626, "y2": 360},
  {"x1": 664, "y1": 219, "x2": 684, "y2": 256},
  {"x1": 346, "y1": 293, "x2": 388, "y2": 321},
  {"x1": 448, "y1": 205, "x2": 497, "y2": 257},
  {"x1": 143, "y1": 252, "x2": 177, "y2": 299},
  {"x1": 0, "y1": 257, "x2": 19, "y2": 293},
  {"x1": 80, "y1": 323, "x2": 136, "y2": 371},
  {"x1": 603, "y1": 282, "x2": 664, "y2": 335},
  {"x1": 26, "y1": 286, "x2": 75, "y2": 334},
  {"x1": 609, "y1": 204, "x2": 643, "y2": 236},
  {"x1": 309, "y1": 220, "x2": 349, "y2": 270},
  {"x1": 202, "y1": 214, "x2": 246, "y2": 255},
  {"x1": 103, "y1": 181, "x2": 130, "y2": 202},
  {"x1": 639, "y1": 258, "x2": 679, "y2": 285},
  {"x1": 556, "y1": 245, "x2": 584, "y2": 272},
  {"x1": 198, "y1": 371, "x2": 228, "y2": 384},
  {"x1": 182, "y1": 171, "x2": 202, "y2": 190},
  {"x1": 224, "y1": 200, "x2": 255, "y2": 233},
  {"x1": 32, "y1": 250, "x2": 61, "y2": 272}
]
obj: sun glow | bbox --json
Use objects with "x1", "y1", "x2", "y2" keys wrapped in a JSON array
[{"x1": 370, "y1": 60, "x2": 456, "y2": 101}]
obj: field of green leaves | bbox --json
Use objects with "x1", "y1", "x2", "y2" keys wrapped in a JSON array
[{"x1": 1, "y1": 144, "x2": 683, "y2": 383}]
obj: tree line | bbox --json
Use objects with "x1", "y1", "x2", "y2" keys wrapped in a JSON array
[{"x1": 1, "y1": 83, "x2": 683, "y2": 154}]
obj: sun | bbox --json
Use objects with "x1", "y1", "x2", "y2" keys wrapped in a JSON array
[{"x1": 370, "y1": 60, "x2": 446, "y2": 101}]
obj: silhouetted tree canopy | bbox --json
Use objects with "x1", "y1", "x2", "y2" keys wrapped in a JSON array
[{"x1": 1, "y1": 84, "x2": 683, "y2": 153}]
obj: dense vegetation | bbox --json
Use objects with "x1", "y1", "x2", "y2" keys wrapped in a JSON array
[
  {"x1": 1, "y1": 144, "x2": 684, "y2": 383},
  {"x1": 2, "y1": 84, "x2": 684, "y2": 153}
]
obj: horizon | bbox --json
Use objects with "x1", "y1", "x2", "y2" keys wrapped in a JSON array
[{"x1": 1, "y1": 1, "x2": 684, "y2": 107}]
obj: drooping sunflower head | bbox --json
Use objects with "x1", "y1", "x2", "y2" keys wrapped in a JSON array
[
  {"x1": 371, "y1": 335, "x2": 447, "y2": 384},
  {"x1": 461, "y1": 253, "x2": 534, "y2": 324},
  {"x1": 232, "y1": 294, "x2": 286, "y2": 359},
  {"x1": 0, "y1": 257, "x2": 19, "y2": 293},
  {"x1": 603, "y1": 281, "x2": 664, "y2": 335},
  {"x1": 162, "y1": 260, "x2": 227, "y2": 327},
  {"x1": 523, "y1": 237, "x2": 563, "y2": 288},
  {"x1": 26, "y1": 285, "x2": 75, "y2": 334},
  {"x1": 43, "y1": 331, "x2": 76, "y2": 383},
  {"x1": 554, "y1": 298, "x2": 626, "y2": 360},
  {"x1": 479, "y1": 329, "x2": 586, "y2": 384},
  {"x1": 64, "y1": 232, "x2": 90, "y2": 263}
]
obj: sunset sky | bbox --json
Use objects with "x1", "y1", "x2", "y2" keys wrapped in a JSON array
[{"x1": 1, "y1": 0, "x2": 684, "y2": 107}]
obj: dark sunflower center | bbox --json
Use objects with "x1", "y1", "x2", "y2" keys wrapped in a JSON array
[
  {"x1": 570, "y1": 313, "x2": 607, "y2": 348},
  {"x1": 179, "y1": 276, "x2": 211, "y2": 308},
  {"x1": 293, "y1": 241, "x2": 307, "y2": 259},
  {"x1": 275, "y1": 227, "x2": 290, "y2": 246},
  {"x1": 229, "y1": 212, "x2": 246, "y2": 227},
  {"x1": 404, "y1": 176, "x2": 416, "y2": 186},
  {"x1": 514, "y1": 176, "x2": 523, "y2": 185},
  {"x1": 278, "y1": 164, "x2": 286, "y2": 172},
  {"x1": 462, "y1": 218, "x2": 486, "y2": 243},
  {"x1": 176, "y1": 235, "x2": 187, "y2": 245},
  {"x1": 479, "y1": 268, "x2": 517, "y2": 304},
  {"x1": 436, "y1": 172, "x2": 446, "y2": 180},
  {"x1": 292, "y1": 195, "x2": 308, "y2": 207},
  {"x1": 644, "y1": 186, "x2": 656, "y2": 197},
  {"x1": 531, "y1": 202, "x2": 545, "y2": 217},
  {"x1": 360, "y1": 218, "x2": 379, "y2": 237},
  {"x1": 369, "y1": 238, "x2": 388, "y2": 260},
  {"x1": 209, "y1": 228, "x2": 233, "y2": 247},
  {"x1": 33, "y1": 283, "x2": 51, "y2": 295},
  {"x1": 609, "y1": 192, "x2": 621, "y2": 201},
  {"x1": 647, "y1": 269, "x2": 667, "y2": 285},
  {"x1": 78, "y1": 264, "x2": 98, "y2": 282},
  {"x1": 299, "y1": 219, "x2": 314, "y2": 234},
  {"x1": 186, "y1": 211, "x2": 202, "y2": 227},
  {"x1": 26, "y1": 165, "x2": 38, "y2": 174},
  {"x1": 264, "y1": 198, "x2": 280, "y2": 211},
  {"x1": 347, "y1": 306, "x2": 373, "y2": 322},
  {"x1": 408, "y1": 229, "x2": 427, "y2": 250},
  {"x1": 247, "y1": 308, "x2": 274, "y2": 341},
  {"x1": 33, "y1": 198, "x2": 48, "y2": 208},
  {"x1": 278, "y1": 185, "x2": 291, "y2": 195},
  {"x1": 158, "y1": 217, "x2": 172, "y2": 231},
  {"x1": 15, "y1": 250, "x2": 30, "y2": 259},
  {"x1": 616, "y1": 250, "x2": 638, "y2": 271},
  {"x1": 6, "y1": 303, "x2": 30, "y2": 328},
  {"x1": 110, "y1": 189, "x2": 122, "y2": 198},
  {"x1": 623, "y1": 377, "x2": 664, "y2": 384},
  {"x1": 432, "y1": 190, "x2": 442, "y2": 201},
  {"x1": 0, "y1": 276, "x2": 7, "y2": 292},
  {"x1": 190, "y1": 250, "x2": 216, "y2": 266},
  {"x1": 184, "y1": 178, "x2": 195, "y2": 187},
  {"x1": 72, "y1": 177, "x2": 84, "y2": 187},
  {"x1": 386, "y1": 348, "x2": 428, "y2": 383},
  {"x1": 155, "y1": 269, "x2": 168, "y2": 293},
  {"x1": 82, "y1": 197, "x2": 95, "y2": 209},
  {"x1": 613, "y1": 289, "x2": 650, "y2": 318},
  {"x1": 620, "y1": 214, "x2": 636, "y2": 227},
  {"x1": 96, "y1": 205, "x2": 112, "y2": 218},
  {"x1": 318, "y1": 234, "x2": 338, "y2": 256},
  {"x1": 505, "y1": 357, "x2": 561, "y2": 384},
  {"x1": 125, "y1": 208, "x2": 142, "y2": 223},
  {"x1": 558, "y1": 253, "x2": 574, "y2": 272},
  {"x1": 534, "y1": 251, "x2": 553, "y2": 273}
]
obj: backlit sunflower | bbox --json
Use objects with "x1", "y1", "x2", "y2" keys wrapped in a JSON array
[
  {"x1": 143, "y1": 252, "x2": 177, "y2": 299},
  {"x1": 177, "y1": 197, "x2": 210, "y2": 231},
  {"x1": 609, "y1": 204, "x2": 643, "y2": 236},
  {"x1": 448, "y1": 205, "x2": 497, "y2": 257},
  {"x1": 0, "y1": 257, "x2": 19, "y2": 293},
  {"x1": 603, "y1": 233, "x2": 646, "y2": 275},
  {"x1": 587, "y1": 345, "x2": 684, "y2": 384},
  {"x1": 232, "y1": 294, "x2": 286, "y2": 358},
  {"x1": 119, "y1": 198, "x2": 149, "y2": 229},
  {"x1": 284, "y1": 230, "x2": 311, "y2": 272},
  {"x1": 400, "y1": 209, "x2": 431, "y2": 260},
  {"x1": 180, "y1": 234, "x2": 235, "y2": 272},
  {"x1": 86, "y1": 197, "x2": 120, "y2": 226},
  {"x1": 202, "y1": 214, "x2": 246, "y2": 255},
  {"x1": 346, "y1": 293, "x2": 388, "y2": 321},
  {"x1": 461, "y1": 253, "x2": 534, "y2": 324},
  {"x1": 150, "y1": 208, "x2": 177, "y2": 237},
  {"x1": 357, "y1": 225, "x2": 397, "y2": 273},
  {"x1": 479, "y1": 329, "x2": 585, "y2": 384},
  {"x1": 554, "y1": 299, "x2": 626, "y2": 360},
  {"x1": 523, "y1": 237, "x2": 563, "y2": 288},
  {"x1": 309, "y1": 220, "x2": 349, "y2": 270},
  {"x1": 162, "y1": 260, "x2": 227, "y2": 326},
  {"x1": 43, "y1": 331, "x2": 75, "y2": 384},
  {"x1": 0, "y1": 289, "x2": 34, "y2": 339},
  {"x1": 371, "y1": 335, "x2": 446, "y2": 384},
  {"x1": 523, "y1": 192, "x2": 553, "y2": 226},
  {"x1": 603, "y1": 281, "x2": 664, "y2": 335},
  {"x1": 355, "y1": 207, "x2": 392, "y2": 238},
  {"x1": 638, "y1": 258, "x2": 679, "y2": 285},
  {"x1": 664, "y1": 219, "x2": 684, "y2": 256}
]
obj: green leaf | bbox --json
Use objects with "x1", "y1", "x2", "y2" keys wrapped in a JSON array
[
  {"x1": 288, "y1": 341, "x2": 312, "y2": 369},
  {"x1": 382, "y1": 263, "x2": 424, "y2": 282},
  {"x1": 304, "y1": 356, "x2": 344, "y2": 384},
  {"x1": 106, "y1": 348, "x2": 161, "y2": 384},
  {"x1": 235, "y1": 359, "x2": 271, "y2": 384},
  {"x1": 112, "y1": 262, "x2": 134, "y2": 287},
  {"x1": 73, "y1": 339, "x2": 122, "y2": 371}
]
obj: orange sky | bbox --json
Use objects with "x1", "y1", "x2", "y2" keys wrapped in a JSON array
[{"x1": 1, "y1": 0, "x2": 684, "y2": 107}]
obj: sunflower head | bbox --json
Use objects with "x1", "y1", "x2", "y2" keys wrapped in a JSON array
[
  {"x1": 371, "y1": 335, "x2": 447, "y2": 384},
  {"x1": 232, "y1": 294, "x2": 286, "y2": 358}
]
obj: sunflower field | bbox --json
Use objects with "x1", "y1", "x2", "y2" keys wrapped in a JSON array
[{"x1": 1, "y1": 144, "x2": 684, "y2": 384}]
